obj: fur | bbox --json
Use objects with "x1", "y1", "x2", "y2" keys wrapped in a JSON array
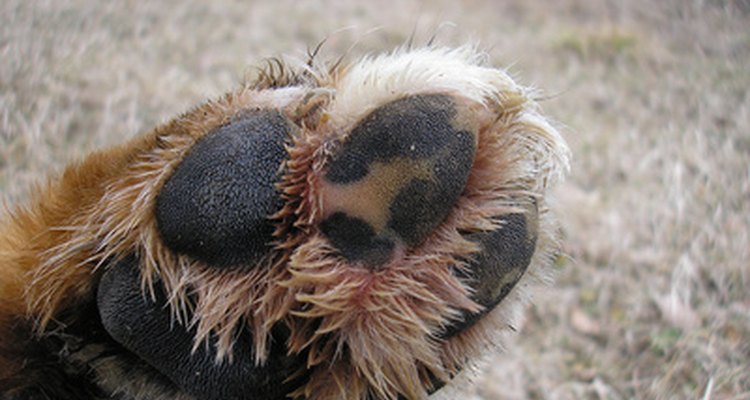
[{"x1": 0, "y1": 46, "x2": 569, "y2": 399}]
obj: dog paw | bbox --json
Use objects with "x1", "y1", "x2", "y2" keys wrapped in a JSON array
[{"x1": 1, "y1": 46, "x2": 569, "y2": 400}]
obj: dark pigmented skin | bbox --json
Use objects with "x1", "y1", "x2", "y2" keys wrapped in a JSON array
[
  {"x1": 155, "y1": 111, "x2": 292, "y2": 268},
  {"x1": 321, "y1": 94, "x2": 477, "y2": 266},
  {"x1": 325, "y1": 94, "x2": 473, "y2": 185},
  {"x1": 388, "y1": 178, "x2": 455, "y2": 248},
  {"x1": 441, "y1": 208, "x2": 539, "y2": 339},
  {"x1": 97, "y1": 255, "x2": 306, "y2": 400},
  {"x1": 319, "y1": 212, "x2": 396, "y2": 267}
]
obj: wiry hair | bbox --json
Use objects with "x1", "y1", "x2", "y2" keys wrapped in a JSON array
[{"x1": 3, "y1": 45, "x2": 569, "y2": 399}]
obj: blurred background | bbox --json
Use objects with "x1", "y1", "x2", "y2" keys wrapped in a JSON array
[{"x1": 1, "y1": 1, "x2": 748, "y2": 399}]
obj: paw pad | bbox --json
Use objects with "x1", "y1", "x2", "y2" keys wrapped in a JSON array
[
  {"x1": 155, "y1": 111, "x2": 292, "y2": 267},
  {"x1": 319, "y1": 94, "x2": 477, "y2": 267}
]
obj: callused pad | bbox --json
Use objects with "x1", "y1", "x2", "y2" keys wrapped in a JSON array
[
  {"x1": 155, "y1": 111, "x2": 292, "y2": 268},
  {"x1": 97, "y1": 255, "x2": 305, "y2": 400},
  {"x1": 441, "y1": 204, "x2": 539, "y2": 339},
  {"x1": 319, "y1": 94, "x2": 478, "y2": 268}
]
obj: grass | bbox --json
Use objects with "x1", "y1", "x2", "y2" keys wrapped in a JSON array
[{"x1": 2, "y1": 0, "x2": 748, "y2": 399}]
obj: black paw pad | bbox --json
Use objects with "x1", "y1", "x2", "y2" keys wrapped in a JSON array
[
  {"x1": 97, "y1": 255, "x2": 304, "y2": 400},
  {"x1": 155, "y1": 111, "x2": 292, "y2": 268},
  {"x1": 319, "y1": 212, "x2": 396, "y2": 267},
  {"x1": 441, "y1": 208, "x2": 539, "y2": 338},
  {"x1": 321, "y1": 94, "x2": 477, "y2": 267}
]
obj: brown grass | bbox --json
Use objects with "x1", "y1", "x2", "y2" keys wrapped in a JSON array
[{"x1": 2, "y1": 0, "x2": 748, "y2": 399}]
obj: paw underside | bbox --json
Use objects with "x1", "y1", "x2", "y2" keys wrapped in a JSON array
[
  {"x1": 2, "y1": 48, "x2": 567, "y2": 400},
  {"x1": 99, "y1": 96, "x2": 537, "y2": 400}
]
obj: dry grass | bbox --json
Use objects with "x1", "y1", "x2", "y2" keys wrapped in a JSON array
[{"x1": 2, "y1": 0, "x2": 749, "y2": 399}]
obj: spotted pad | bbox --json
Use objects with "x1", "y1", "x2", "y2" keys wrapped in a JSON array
[
  {"x1": 320, "y1": 94, "x2": 477, "y2": 267},
  {"x1": 441, "y1": 206, "x2": 539, "y2": 339},
  {"x1": 97, "y1": 255, "x2": 305, "y2": 400},
  {"x1": 155, "y1": 111, "x2": 291, "y2": 268}
]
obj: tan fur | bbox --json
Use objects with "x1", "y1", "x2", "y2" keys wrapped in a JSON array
[{"x1": 0, "y1": 46, "x2": 569, "y2": 399}]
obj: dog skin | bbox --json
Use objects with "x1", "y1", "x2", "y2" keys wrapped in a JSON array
[{"x1": 0, "y1": 46, "x2": 569, "y2": 400}]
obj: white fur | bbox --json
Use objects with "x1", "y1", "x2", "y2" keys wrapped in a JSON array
[{"x1": 326, "y1": 46, "x2": 524, "y2": 129}]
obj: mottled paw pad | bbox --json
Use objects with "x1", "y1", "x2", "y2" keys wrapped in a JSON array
[{"x1": 319, "y1": 94, "x2": 478, "y2": 268}]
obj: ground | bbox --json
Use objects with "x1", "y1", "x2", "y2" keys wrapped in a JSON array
[{"x1": 1, "y1": 1, "x2": 748, "y2": 399}]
